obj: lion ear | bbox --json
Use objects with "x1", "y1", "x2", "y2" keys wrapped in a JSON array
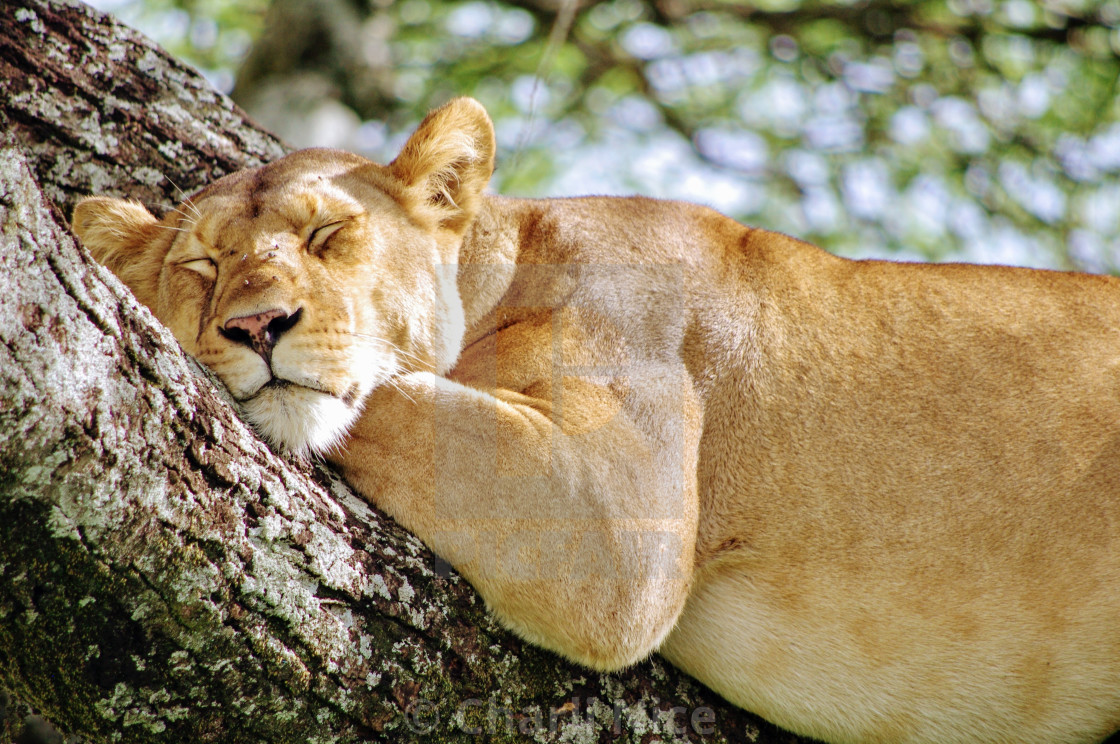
[
  {"x1": 388, "y1": 97, "x2": 496, "y2": 232},
  {"x1": 71, "y1": 196, "x2": 167, "y2": 311}
]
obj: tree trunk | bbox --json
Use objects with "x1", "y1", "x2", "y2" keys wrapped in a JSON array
[{"x1": 0, "y1": 2, "x2": 814, "y2": 742}]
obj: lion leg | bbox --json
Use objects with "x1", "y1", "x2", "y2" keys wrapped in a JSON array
[{"x1": 330, "y1": 371, "x2": 700, "y2": 671}]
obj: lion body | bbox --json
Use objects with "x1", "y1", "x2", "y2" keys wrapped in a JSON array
[{"x1": 73, "y1": 99, "x2": 1120, "y2": 744}]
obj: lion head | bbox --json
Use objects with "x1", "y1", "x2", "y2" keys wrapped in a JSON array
[{"x1": 72, "y1": 98, "x2": 496, "y2": 457}]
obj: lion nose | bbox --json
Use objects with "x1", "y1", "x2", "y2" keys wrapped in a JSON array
[{"x1": 220, "y1": 307, "x2": 302, "y2": 360}]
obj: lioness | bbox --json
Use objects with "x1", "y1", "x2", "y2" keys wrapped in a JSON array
[{"x1": 72, "y1": 97, "x2": 1120, "y2": 744}]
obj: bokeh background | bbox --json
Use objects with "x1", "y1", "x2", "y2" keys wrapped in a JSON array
[{"x1": 87, "y1": 0, "x2": 1120, "y2": 269}]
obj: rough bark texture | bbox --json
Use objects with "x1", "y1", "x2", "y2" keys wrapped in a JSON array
[{"x1": 0, "y1": 2, "x2": 816, "y2": 743}]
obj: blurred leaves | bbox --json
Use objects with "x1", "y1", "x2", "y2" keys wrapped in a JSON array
[{"x1": 90, "y1": 0, "x2": 1120, "y2": 269}]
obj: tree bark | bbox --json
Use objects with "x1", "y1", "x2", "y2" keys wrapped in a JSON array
[{"x1": 0, "y1": 2, "x2": 814, "y2": 742}]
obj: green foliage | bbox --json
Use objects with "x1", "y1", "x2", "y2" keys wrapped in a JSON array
[{"x1": 90, "y1": 0, "x2": 1120, "y2": 269}]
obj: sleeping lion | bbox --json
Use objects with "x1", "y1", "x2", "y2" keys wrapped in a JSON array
[{"x1": 72, "y1": 97, "x2": 1120, "y2": 744}]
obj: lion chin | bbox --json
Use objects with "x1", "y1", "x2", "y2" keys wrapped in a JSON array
[{"x1": 240, "y1": 382, "x2": 362, "y2": 459}]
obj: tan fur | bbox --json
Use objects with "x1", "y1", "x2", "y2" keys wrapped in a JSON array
[{"x1": 72, "y1": 98, "x2": 1120, "y2": 744}]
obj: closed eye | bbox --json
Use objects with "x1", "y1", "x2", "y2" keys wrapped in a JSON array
[
  {"x1": 309, "y1": 221, "x2": 346, "y2": 252},
  {"x1": 178, "y1": 257, "x2": 217, "y2": 280}
]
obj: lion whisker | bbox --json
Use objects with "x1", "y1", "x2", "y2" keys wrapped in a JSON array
[
  {"x1": 170, "y1": 207, "x2": 197, "y2": 224},
  {"x1": 387, "y1": 378, "x2": 417, "y2": 405},
  {"x1": 350, "y1": 333, "x2": 430, "y2": 364},
  {"x1": 182, "y1": 199, "x2": 203, "y2": 220},
  {"x1": 164, "y1": 174, "x2": 203, "y2": 219}
]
